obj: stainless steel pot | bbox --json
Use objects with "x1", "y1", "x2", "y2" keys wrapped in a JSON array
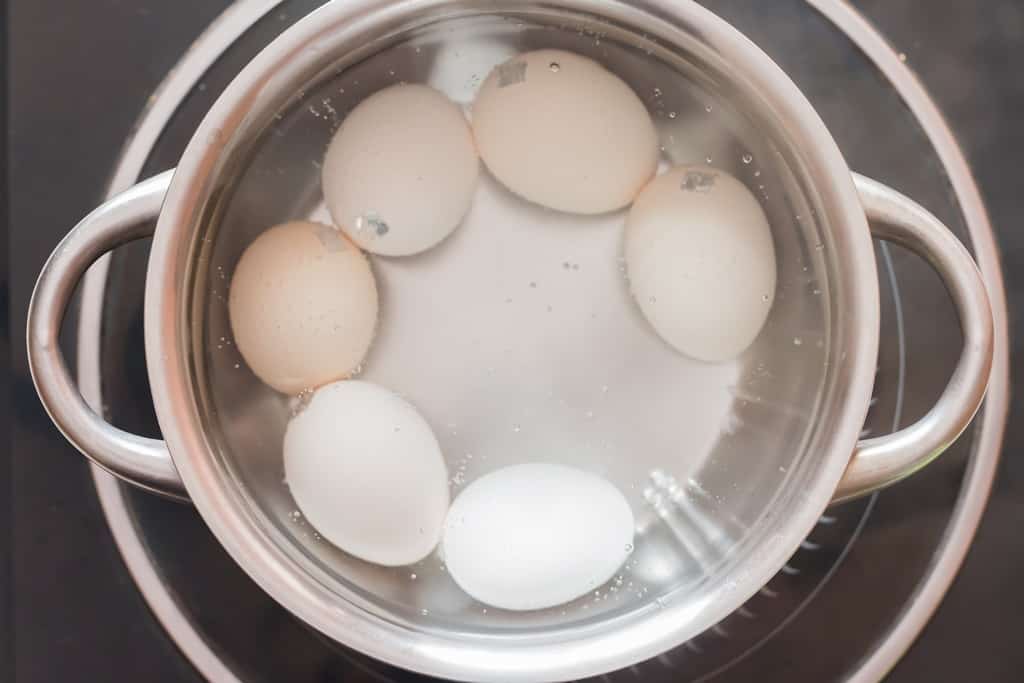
[{"x1": 27, "y1": 1, "x2": 993, "y2": 681}]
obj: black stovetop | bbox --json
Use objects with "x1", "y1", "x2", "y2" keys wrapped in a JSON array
[{"x1": 9, "y1": 1, "x2": 1024, "y2": 681}]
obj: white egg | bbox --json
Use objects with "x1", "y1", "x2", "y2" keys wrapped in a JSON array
[
  {"x1": 625, "y1": 166, "x2": 776, "y2": 362},
  {"x1": 322, "y1": 83, "x2": 479, "y2": 256},
  {"x1": 472, "y1": 49, "x2": 658, "y2": 214},
  {"x1": 228, "y1": 221, "x2": 378, "y2": 395},
  {"x1": 443, "y1": 463, "x2": 635, "y2": 611},
  {"x1": 284, "y1": 380, "x2": 450, "y2": 566}
]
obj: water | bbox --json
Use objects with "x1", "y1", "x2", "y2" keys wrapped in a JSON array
[{"x1": 199, "y1": 9, "x2": 832, "y2": 633}]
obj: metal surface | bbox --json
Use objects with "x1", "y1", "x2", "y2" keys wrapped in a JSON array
[
  {"x1": 834, "y1": 174, "x2": 993, "y2": 502},
  {"x1": 803, "y1": 2, "x2": 1011, "y2": 679},
  {"x1": 148, "y1": 1, "x2": 878, "y2": 679},
  {"x1": 67, "y1": 0, "x2": 1012, "y2": 682},
  {"x1": 24, "y1": 0, "x2": 995, "y2": 679},
  {"x1": 26, "y1": 171, "x2": 184, "y2": 498}
]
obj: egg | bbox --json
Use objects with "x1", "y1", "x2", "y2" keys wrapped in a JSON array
[
  {"x1": 228, "y1": 221, "x2": 377, "y2": 395},
  {"x1": 624, "y1": 166, "x2": 776, "y2": 362},
  {"x1": 322, "y1": 83, "x2": 479, "y2": 256},
  {"x1": 284, "y1": 380, "x2": 450, "y2": 566},
  {"x1": 472, "y1": 49, "x2": 658, "y2": 214},
  {"x1": 443, "y1": 463, "x2": 635, "y2": 611}
]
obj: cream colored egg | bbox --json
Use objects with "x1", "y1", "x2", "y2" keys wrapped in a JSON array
[
  {"x1": 285, "y1": 380, "x2": 449, "y2": 566},
  {"x1": 472, "y1": 49, "x2": 658, "y2": 214},
  {"x1": 322, "y1": 84, "x2": 479, "y2": 256},
  {"x1": 625, "y1": 166, "x2": 776, "y2": 362},
  {"x1": 228, "y1": 221, "x2": 377, "y2": 394}
]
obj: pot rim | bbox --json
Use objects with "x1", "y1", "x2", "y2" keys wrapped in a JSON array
[{"x1": 144, "y1": 0, "x2": 879, "y2": 680}]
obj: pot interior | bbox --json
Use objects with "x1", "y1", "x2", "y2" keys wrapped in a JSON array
[{"x1": 186, "y1": 2, "x2": 846, "y2": 642}]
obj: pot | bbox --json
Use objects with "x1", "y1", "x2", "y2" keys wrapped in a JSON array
[{"x1": 27, "y1": 1, "x2": 993, "y2": 680}]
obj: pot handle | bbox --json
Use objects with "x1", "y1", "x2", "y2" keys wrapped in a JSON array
[
  {"x1": 831, "y1": 174, "x2": 994, "y2": 504},
  {"x1": 27, "y1": 169, "x2": 187, "y2": 500}
]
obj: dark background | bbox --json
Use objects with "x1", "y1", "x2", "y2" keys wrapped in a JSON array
[{"x1": 8, "y1": 1, "x2": 1024, "y2": 681}]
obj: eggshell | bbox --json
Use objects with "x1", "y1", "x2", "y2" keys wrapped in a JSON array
[
  {"x1": 228, "y1": 221, "x2": 377, "y2": 395},
  {"x1": 322, "y1": 83, "x2": 479, "y2": 256},
  {"x1": 284, "y1": 380, "x2": 450, "y2": 566},
  {"x1": 624, "y1": 166, "x2": 776, "y2": 362},
  {"x1": 472, "y1": 49, "x2": 658, "y2": 214},
  {"x1": 443, "y1": 463, "x2": 635, "y2": 610}
]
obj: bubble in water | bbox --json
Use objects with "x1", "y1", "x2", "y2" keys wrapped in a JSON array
[
  {"x1": 420, "y1": 609, "x2": 430, "y2": 616},
  {"x1": 705, "y1": 104, "x2": 713, "y2": 113},
  {"x1": 625, "y1": 543, "x2": 634, "y2": 553},
  {"x1": 705, "y1": 155, "x2": 713, "y2": 164},
  {"x1": 898, "y1": 52, "x2": 907, "y2": 62},
  {"x1": 762, "y1": 294, "x2": 770, "y2": 303},
  {"x1": 291, "y1": 389, "x2": 316, "y2": 417},
  {"x1": 549, "y1": 62, "x2": 560, "y2": 72},
  {"x1": 410, "y1": 573, "x2": 418, "y2": 580},
  {"x1": 742, "y1": 153, "x2": 753, "y2": 164},
  {"x1": 793, "y1": 337, "x2": 803, "y2": 346},
  {"x1": 653, "y1": 87, "x2": 662, "y2": 97},
  {"x1": 667, "y1": 111, "x2": 677, "y2": 119}
]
